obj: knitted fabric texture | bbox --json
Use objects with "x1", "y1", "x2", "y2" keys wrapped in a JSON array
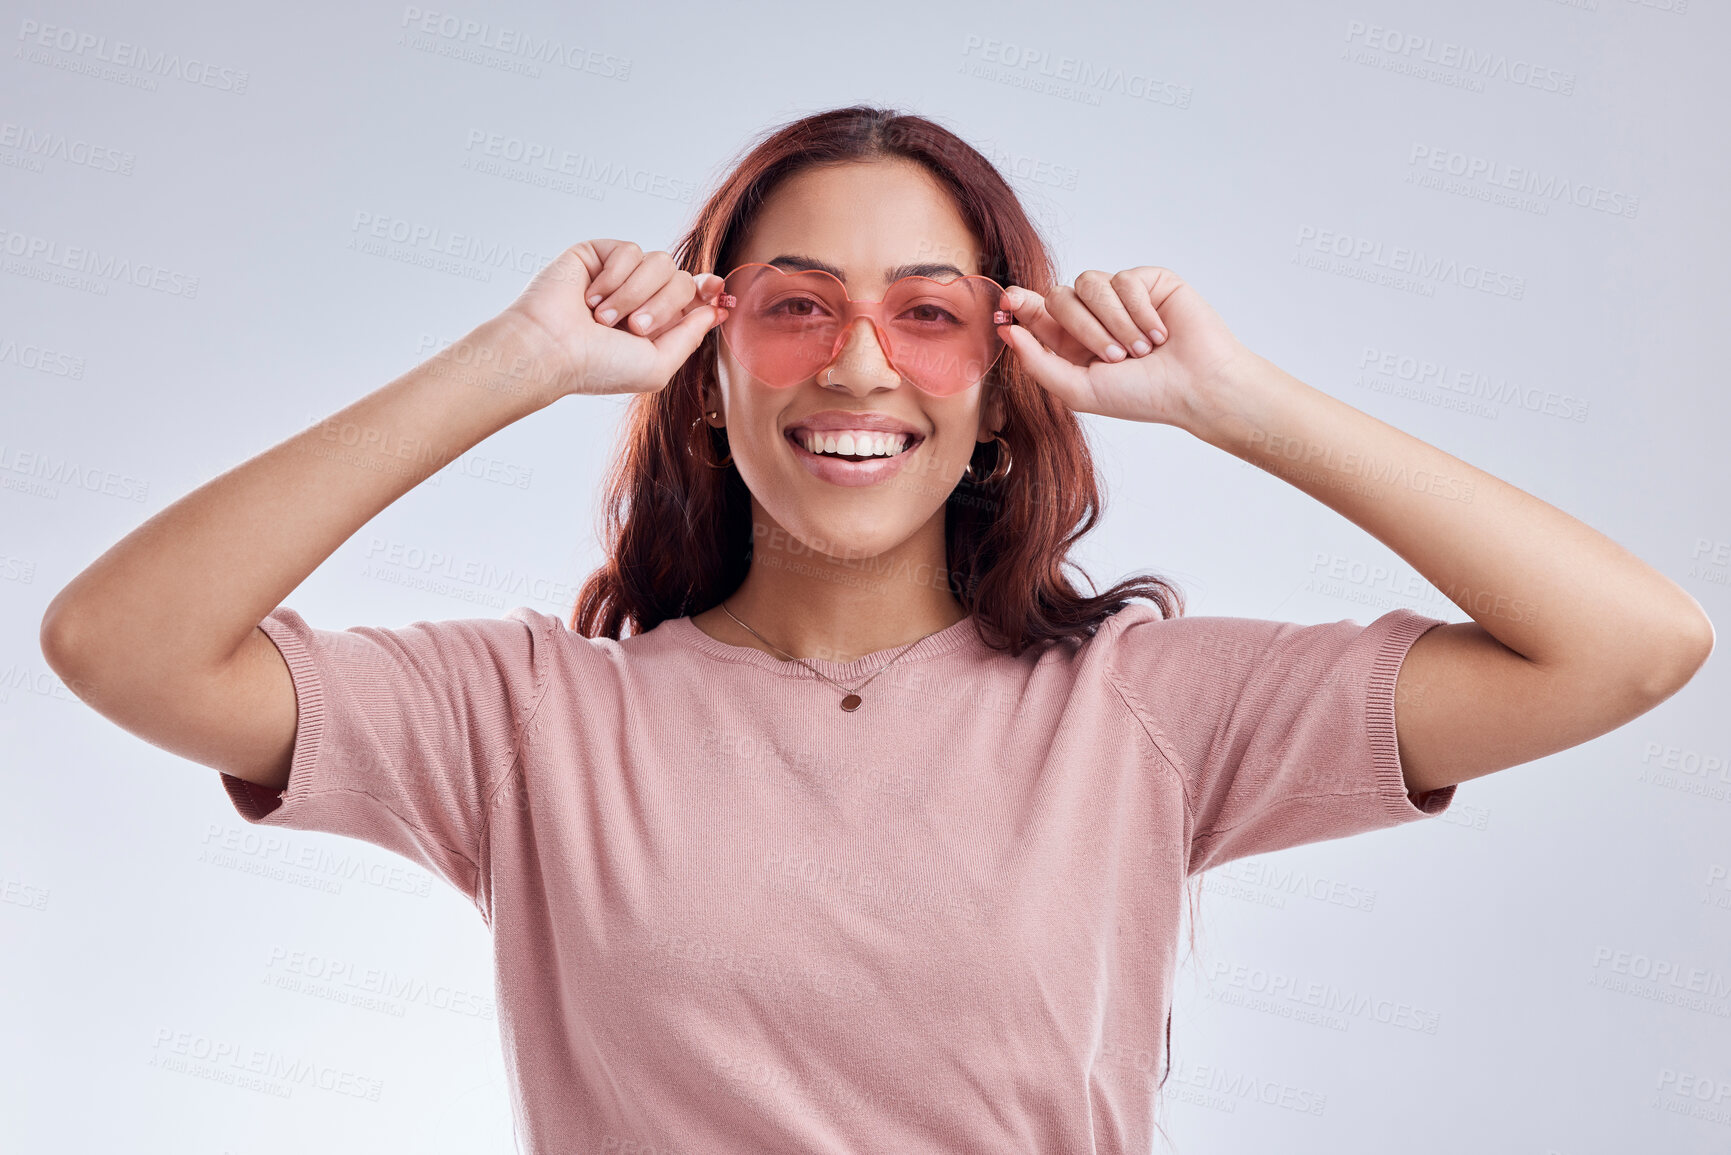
[{"x1": 219, "y1": 600, "x2": 1456, "y2": 1154}]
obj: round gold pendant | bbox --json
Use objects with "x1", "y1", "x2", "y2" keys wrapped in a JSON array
[{"x1": 841, "y1": 693, "x2": 862, "y2": 711}]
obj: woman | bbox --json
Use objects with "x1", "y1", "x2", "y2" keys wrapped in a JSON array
[{"x1": 41, "y1": 106, "x2": 1712, "y2": 1153}]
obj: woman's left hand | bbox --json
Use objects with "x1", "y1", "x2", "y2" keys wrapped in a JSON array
[{"x1": 998, "y1": 266, "x2": 1253, "y2": 428}]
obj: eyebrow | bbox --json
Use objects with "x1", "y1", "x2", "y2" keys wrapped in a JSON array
[{"x1": 766, "y1": 254, "x2": 970, "y2": 282}]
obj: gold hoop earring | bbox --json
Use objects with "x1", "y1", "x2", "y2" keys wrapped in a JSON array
[
  {"x1": 964, "y1": 431, "x2": 1013, "y2": 485},
  {"x1": 691, "y1": 410, "x2": 732, "y2": 469}
]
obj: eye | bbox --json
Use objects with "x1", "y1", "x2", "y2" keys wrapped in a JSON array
[
  {"x1": 765, "y1": 293, "x2": 833, "y2": 318},
  {"x1": 900, "y1": 302, "x2": 964, "y2": 325}
]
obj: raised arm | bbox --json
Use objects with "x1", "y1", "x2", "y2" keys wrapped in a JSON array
[
  {"x1": 1189, "y1": 350, "x2": 1713, "y2": 795},
  {"x1": 39, "y1": 240, "x2": 726, "y2": 790},
  {"x1": 994, "y1": 264, "x2": 1715, "y2": 798},
  {"x1": 37, "y1": 314, "x2": 561, "y2": 789}
]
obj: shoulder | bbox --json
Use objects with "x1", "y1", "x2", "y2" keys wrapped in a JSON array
[
  {"x1": 497, "y1": 606, "x2": 690, "y2": 681},
  {"x1": 1083, "y1": 602, "x2": 1292, "y2": 678},
  {"x1": 262, "y1": 603, "x2": 559, "y2": 674},
  {"x1": 1090, "y1": 603, "x2": 1436, "y2": 674},
  {"x1": 1087, "y1": 603, "x2": 1446, "y2": 734}
]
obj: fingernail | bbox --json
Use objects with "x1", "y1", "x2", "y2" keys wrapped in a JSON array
[
  {"x1": 633, "y1": 312, "x2": 653, "y2": 330},
  {"x1": 597, "y1": 307, "x2": 617, "y2": 324},
  {"x1": 588, "y1": 294, "x2": 603, "y2": 307},
  {"x1": 1131, "y1": 339, "x2": 1151, "y2": 357},
  {"x1": 1149, "y1": 327, "x2": 1166, "y2": 344},
  {"x1": 1105, "y1": 344, "x2": 1126, "y2": 361}
]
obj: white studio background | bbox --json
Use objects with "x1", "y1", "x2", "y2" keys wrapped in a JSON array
[{"x1": 2, "y1": 1, "x2": 1726, "y2": 1152}]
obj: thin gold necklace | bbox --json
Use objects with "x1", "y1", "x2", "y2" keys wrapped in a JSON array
[{"x1": 717, "y1": 599, "x2": 950, "y2": 712}]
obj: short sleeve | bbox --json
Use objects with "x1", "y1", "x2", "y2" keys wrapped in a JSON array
[
  {"x1": 217, "y1": 605, "x2": 557, "y2": 906},
  {"x1": 1102, "y1": 605, "x2": 1456, "y2": 876}
]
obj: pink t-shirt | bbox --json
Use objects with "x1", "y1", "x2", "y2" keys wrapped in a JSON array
[{"x1": 219, "y1": 600, "x2": 1456, "y2": 1154}]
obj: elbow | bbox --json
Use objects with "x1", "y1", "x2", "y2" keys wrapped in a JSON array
[
  {"x1": 40, "y1": 600, "x2": 74, "y2": 671},
  {"x1": 1632, "y1": 607, "x2": 1716, "y2": 704},
  {"x1": 39, "y1": 597, "x2": 94, "y2": 694}
]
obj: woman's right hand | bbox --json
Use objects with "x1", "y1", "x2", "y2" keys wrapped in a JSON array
[{"x1": 497, "y1": 239, "x2": 729, "y2": 399}]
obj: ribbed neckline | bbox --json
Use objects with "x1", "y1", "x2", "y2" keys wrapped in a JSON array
[{"x1": 662, "y1": 613, "x2": 985, "y2": 680}]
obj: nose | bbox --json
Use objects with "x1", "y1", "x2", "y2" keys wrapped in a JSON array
[{"x1": 824, "y1": 317, "x2": 902, "y2": 392}]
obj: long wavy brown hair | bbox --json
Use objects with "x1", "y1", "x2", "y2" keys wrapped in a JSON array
[{"x1": 570, "y1": 104, "x2": 1184, "y2": 655}]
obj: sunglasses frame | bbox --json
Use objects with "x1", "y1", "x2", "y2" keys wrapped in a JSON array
[{"x1": 711, "y1": 262, "x2": 1016, "y2": 395}]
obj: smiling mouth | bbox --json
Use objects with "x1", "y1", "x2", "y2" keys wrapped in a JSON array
[{"x1": 785, "y1": 428, "x2": 923, "y2": 462}]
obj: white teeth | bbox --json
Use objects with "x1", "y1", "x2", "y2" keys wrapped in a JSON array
[{"x1": 797, "y1": 429, "x2": 912, "y2": 458}]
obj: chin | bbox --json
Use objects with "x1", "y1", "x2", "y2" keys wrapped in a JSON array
[{"x1": 757, "y1": 501, "x2": 930, "y2": 568}]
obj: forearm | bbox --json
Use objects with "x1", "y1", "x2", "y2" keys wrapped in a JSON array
[
  {"x1": 41, "y1": 315, "x2": 558, "y2": 682},
  {"x1": 1188, "y1": 350, "x2": 1712, "y2": 681}
]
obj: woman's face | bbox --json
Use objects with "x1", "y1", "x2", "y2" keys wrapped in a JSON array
[{"x1": 711, "y1": 157, "x2": 1005, "y2": 566}]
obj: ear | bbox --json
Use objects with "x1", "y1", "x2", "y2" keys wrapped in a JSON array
[
  {"x1": 980, "y1": 388, "x2": 1006, "y2": 440},
  {"x1": 710, "y1": 346, "x2": 733, "y2": 417},
  {"x1": 704, "y1": 352, "x2": 725, "y2": 422}
]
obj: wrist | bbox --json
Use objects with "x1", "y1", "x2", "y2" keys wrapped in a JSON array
[
  {"x1": 1169, "y1": 347, "x2": 1269, "y2": 446},
  {"x1": 434, "y1": 313, "x2": 572, "y2": 412}
]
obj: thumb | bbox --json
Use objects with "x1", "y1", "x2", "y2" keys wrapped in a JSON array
[
  {"x1": 647, "y1": 302, "x2": 724, "y2": 377},
  {"x1": 1004, "y1": 324, "x2": 1087, "y2": 401}
]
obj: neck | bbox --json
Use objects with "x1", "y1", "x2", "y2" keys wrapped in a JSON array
[{"x1": 692, "y1": 509, "x2": 968, "y2": 663}]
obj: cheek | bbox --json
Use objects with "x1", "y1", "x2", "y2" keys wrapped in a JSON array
[
  {"x1": 928, "y1": 407, "x2": 986, "y2": 470},
  {"x1": 887, "y1": 431, "x2": 966, "y2": 498}
]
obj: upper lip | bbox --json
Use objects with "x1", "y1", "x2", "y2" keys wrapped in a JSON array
[{"x1": 784, "y1": 410, "x2": 925, "y2": 440}]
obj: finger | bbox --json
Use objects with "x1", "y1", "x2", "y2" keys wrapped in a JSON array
[
  {"x1": 1114, "y1": 268, "x2": 1170, "y2": 348},
  {"x1": 1046, "y1": 281, "x2": 1131, "y2": 363},
  {"x1": 1074, "y1": 271, "x2": 1148, "y2": 359},
  {"x1": 584, "y1": 242, "x2": 640, "y2": 318},
  {"x1": 587, "y1": 237, "x2": 628, "y2": 263},
  {"x1": 563, "y1": 241, "x2": 606, "y2": 291},
  {"x1": 585, "y1": 238, "x2": 636, "y2": 280},
  {"x1": 584, "y1": 241, "x2": 646, "y2": 320},
  {"x1": 1094, "y1": 271, "x2": 1160, "y2": 356},
  {"x1": 629, "y1": 271, "x2": 698, "y2": 338},
  {"x1": 678, "y1": 273, "x2": 729, "y2": 333},
  {"x1": 593, "y1": 250, "x2": 676, "y2": 328},
  {"x1": 646, "y1": 301, "x2": 725, "y2": 382},
  {"x1": 1000, "y1": 323, "x2": 1092, "y2": 410},
  {"x1": 1000, "y1": 286, "x2": 1092, "y2": 366},
  {"x1": 694, "y1": 273, "x2": 729, "y2": 327},
  {"x1": 1120, "y1": 269, "x2": 1170, "y2": 343},
  {"x1": 692, "y1": 272, "x2": 725, "y2": 303},
  {"x1": 526, "y1": 242, "x2": 600, "y2": 304},
  {"x1": 643, "y1": 273, "x2": 723, "y2": 341}
]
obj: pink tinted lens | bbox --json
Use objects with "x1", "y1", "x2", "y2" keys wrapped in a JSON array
[
  {"x1": 716, "y1": 266, "x2": 848, "y2": 388},
  {"x1": 717, "y1": 264, "x2": 1009, "y2": 396},
  {"x1": 879, "y1": 275, "x2": 1006, "y2": 395}
]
